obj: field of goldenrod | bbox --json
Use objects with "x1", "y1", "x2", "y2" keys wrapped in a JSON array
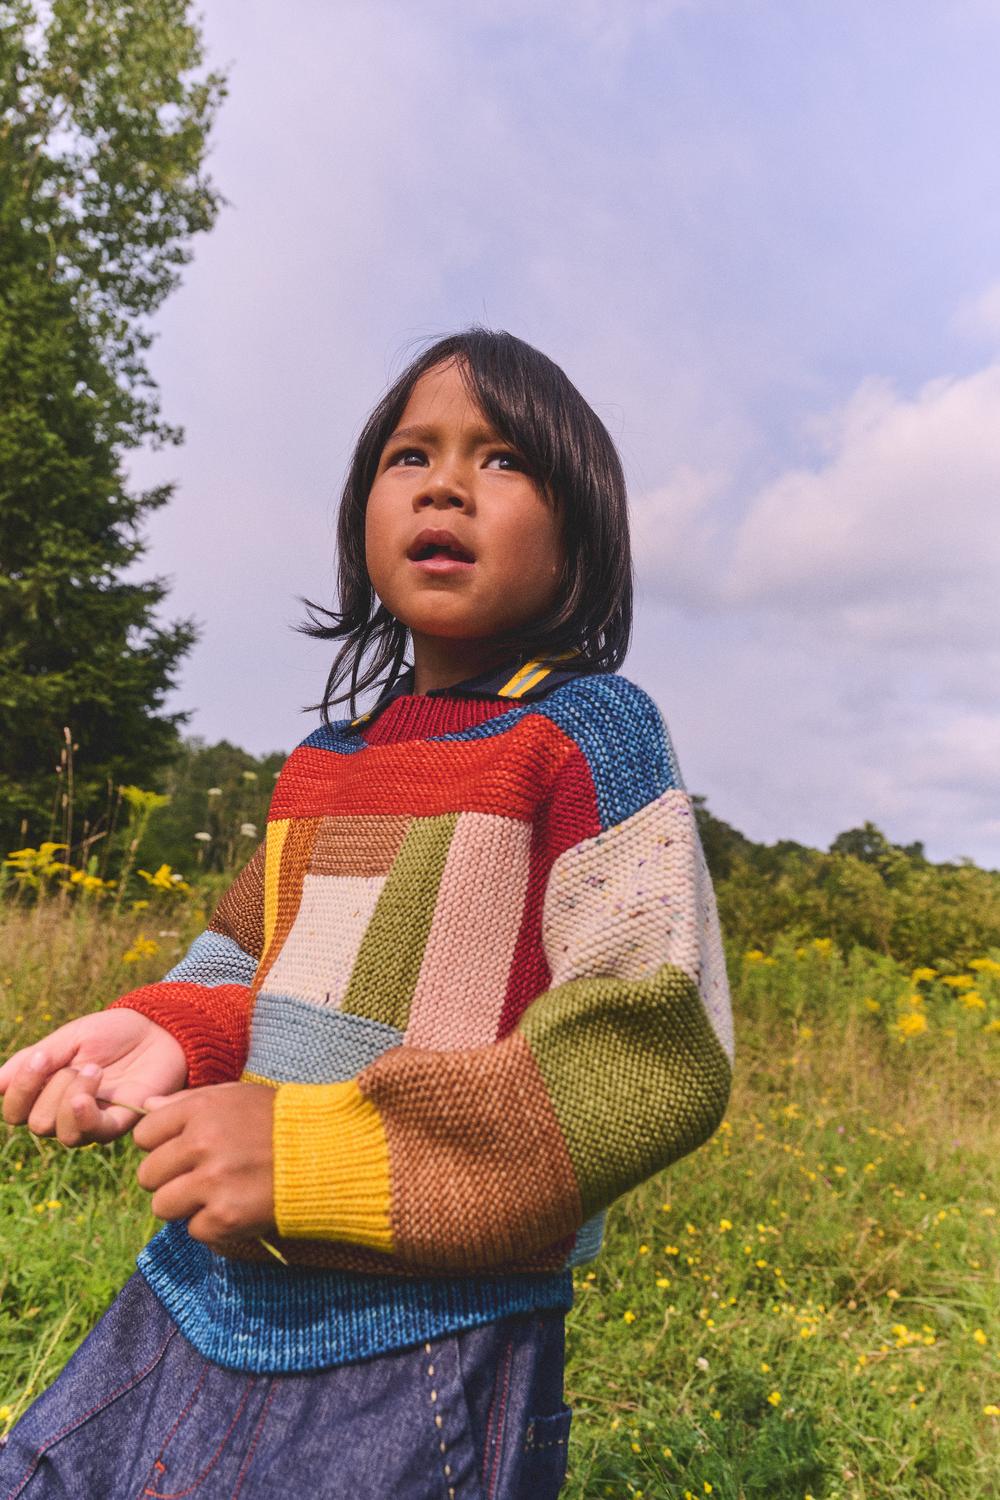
[{"x1": 1, "y1": 895, "x2": 997, "y2": 1498}]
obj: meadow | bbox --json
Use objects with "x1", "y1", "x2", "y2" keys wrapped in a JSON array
[{"x1": 1, "y1": 894, "x2": 997, "y2": 1499}]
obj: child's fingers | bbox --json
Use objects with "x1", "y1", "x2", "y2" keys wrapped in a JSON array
[
  {"x1": 135, "y1": 1134, "x2": 198, "y2": 1194},
  {"x1": 54, "y1": 1064, "x2": 122, "y2": 1147},
  {"x1": 0, "y1": 1044, "x2": 33, "y2": 1093},
  {"x1": 24, "y1": 1067, "x2": 91, "y2": 1137},
  {"x1": 0, "y1": 1028, "x2": 85, "y2": 1118},
  {"x1": 4, "y1": 1057, "x2": 78, "y2": 1133},
  {"x1": 147, "y1": 1169, "x2": 205, "y2": 1226}
]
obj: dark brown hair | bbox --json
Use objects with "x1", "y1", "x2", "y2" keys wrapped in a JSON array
[{"x1": 301, "y1": 327, "x2": 633, "y2": 720}]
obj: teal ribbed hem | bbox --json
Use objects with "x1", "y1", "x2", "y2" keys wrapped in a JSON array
[{"x1": 137, "y1": 1222, "x2": 574, "y2": 1374}]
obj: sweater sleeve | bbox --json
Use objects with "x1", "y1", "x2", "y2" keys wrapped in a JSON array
[
  {"x1": 107, "y1": 843, "x2": 265, "y2": 1086},
  {"x1": 271, "y1": 686, "x2": 735, "y2": 1272}
]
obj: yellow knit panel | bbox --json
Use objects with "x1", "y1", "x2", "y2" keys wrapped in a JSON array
[
  {"x1": 273, "y1": 1081, "x2": 394, "y2": 1252},
  {"x1": 263, "y1": 819, "x2": 289, "y2": 955}
]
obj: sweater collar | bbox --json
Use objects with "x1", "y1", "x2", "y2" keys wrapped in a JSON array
[{"x1": 346, "y1": 650, "x2": 586, "y2": 732}]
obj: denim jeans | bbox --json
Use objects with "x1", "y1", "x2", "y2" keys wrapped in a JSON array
[{"x1": 0, "y1": 1274, "x2": 572, "y2": 1499}]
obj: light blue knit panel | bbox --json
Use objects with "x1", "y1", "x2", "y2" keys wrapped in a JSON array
[
  {"x1": 247, "y1": 991, "x2": 403, "y2": 1083},
  {"x1": 163, "y1": 930, "x2": 258, "y2": 989},
  {"x1": 564, "y1": 1210, "x2": 606, "y2": 1267}
]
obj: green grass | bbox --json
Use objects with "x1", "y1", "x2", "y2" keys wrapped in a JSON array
[{"x1": 1, "y1": 903, "x2": 997, "y2": 1496}]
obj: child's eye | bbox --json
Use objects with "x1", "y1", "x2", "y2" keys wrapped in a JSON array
[
  {"x1": 387, "y1": 447, "x2": 426, "y2": 467},
  {"x1": 484, "y1": 451, "x2": 525, "y2": 471}
]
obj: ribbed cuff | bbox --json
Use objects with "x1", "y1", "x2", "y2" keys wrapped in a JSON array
[
  {"x1": 108, "y1": 982, "x2": 250, "y2": 1087},
  {"x1": 273, "y1": 1081, "x2": 394, "y2": 1252}
]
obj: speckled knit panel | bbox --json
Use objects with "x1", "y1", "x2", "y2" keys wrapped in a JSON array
[
  {"x1": 116, "y1": 670, "x2": 733, "y2": 1372},
  {"x1": 543, "y1": 788, "x2": 734, "y2": 1061}
]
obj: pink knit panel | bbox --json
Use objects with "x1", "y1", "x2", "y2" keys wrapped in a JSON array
[{"x1": 404, "y1": 813, "x2": 533, "y2": 1049}]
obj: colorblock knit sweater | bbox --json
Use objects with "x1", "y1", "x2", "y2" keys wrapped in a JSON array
[{"x1": 112, "y1": 657, "x2": 734, "y2": 1372}]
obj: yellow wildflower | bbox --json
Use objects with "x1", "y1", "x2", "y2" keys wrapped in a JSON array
[
  {"x1": 959, "y1": 990, "x2": 986, "y2": 1010},
  {"x1": 940, "y1": 974, "x2": 973, "y2": 989},
  {"x1": 892, "y1": 1012, "x2": 928, "y2": 1039},
  {"x1": 910, "y1": 966, "x2": 938, "y2": 982},
  {"x1": 122, "y1": 935, "x2": 160, "y2": 964},
  {"x1": 622, "y1": 1310, "x2": 636, "y2": 1324},
  {"x1": 973, "y1": 1329, "x2": 988, "y2": 1346},
  {"x1": 969, "y1": 957, "x2": 1000, "y2": 975},
  {"x1": 984, "y1": 1405, "x2": 1000, "y2": 1417},
  {"x1": 767, "y1": 1390, "x2": 782, "y2": 1406}
]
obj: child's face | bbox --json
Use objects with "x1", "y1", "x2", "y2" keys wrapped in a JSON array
[{"x1": 365, "y1": 359, "x2": 566, "y2": 676}]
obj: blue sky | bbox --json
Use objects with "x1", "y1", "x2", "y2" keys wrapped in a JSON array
[{"x1": 131, "y1": 0, "x2": 1000, "y2": 865}]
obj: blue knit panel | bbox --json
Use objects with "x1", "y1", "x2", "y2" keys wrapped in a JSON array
[
  {"x1": 162, "y1": 931, "x2": 258, "y2": 989},
  {"x1": 563, "y1": 1210, "x2": 606, "y2": 1267},
  {"x1": 137, "y1": 1223, "x2": 573, "y2": 1374},
  {"x1": 301, "y1": 719, "x2": 364, "y2": 753},
  {"x1": 247, "y1": 992, "x2": 402, "y2": 1084}
]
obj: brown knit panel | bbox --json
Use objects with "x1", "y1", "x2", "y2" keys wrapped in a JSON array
[
  {"x1": 358, "y1": 1030, "x2": 583, "y2": 1272},
  {"x1": 218, "y1": 1235, "x2": 570, "y2": 1277},
  {"x1": 254, "y1": 818, "x2": 319, "y2": 993},
  {"x1": 207, "y1": 842, "x2": 266, "y2": 959},
  {"x1": 309, "y1": 814, "x2": 411, "y2": 877}
]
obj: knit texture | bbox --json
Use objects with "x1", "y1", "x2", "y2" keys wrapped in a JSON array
[{"x1": 115, "y1": 657, "x2": 734, "y2": 1372}]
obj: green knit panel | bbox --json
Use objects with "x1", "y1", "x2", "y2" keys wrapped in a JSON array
[
  {"x1": 519, "y1": 964, "x2": 732, "y2": 1218},
  {"x1": 341, "y1": 814, "x2": 457, "y2": 1028}
]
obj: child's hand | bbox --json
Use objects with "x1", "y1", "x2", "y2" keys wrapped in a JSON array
[
  {"x1": 0, "y1": 1010, "x2": 187, "y2": 1145},
  {"x1": 134, "y1": 1082, "x2": 276, "y2": 1247}
]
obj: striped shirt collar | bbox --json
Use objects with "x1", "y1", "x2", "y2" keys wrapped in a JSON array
[{"x1": 346, "y1": 650, "x2": 586, "y2": 731}]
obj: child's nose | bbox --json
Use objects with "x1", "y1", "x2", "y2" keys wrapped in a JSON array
[{"x1": 415, "y1": 459, "x2": 472, "y2": 506}]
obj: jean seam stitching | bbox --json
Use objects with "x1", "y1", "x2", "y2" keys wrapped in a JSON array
[
  {"x1": 483, "y1": 1332, "x2": 515, "y2": 1500},
  {"x1": 141, "y1": 1379, "x2": 256, "y2": 1498},
  {"x1": 137, "y1": 1365, "x2": 209, "y2": 1499},
  {"x1": 3, "y1": 1326, "x2": 178, "y2": 1500},
  {"x1": 229, "y1": 1382, "x2": 275, "y2": 1500}
]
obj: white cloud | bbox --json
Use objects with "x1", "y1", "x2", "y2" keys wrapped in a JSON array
[
  {"x1": 636, "y1": 360, "x2": 1000, "y2": 649},
  {"x1": 952, "y1": 278, "x2": 1000, "y2": 344},
  {"x1": 629, "y1": 355, "x2": 1000, "y2": 865}
]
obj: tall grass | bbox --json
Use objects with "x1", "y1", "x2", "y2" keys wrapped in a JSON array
[{"x1": 1, "y1": 905, "x2": 997, "y2": 1497}]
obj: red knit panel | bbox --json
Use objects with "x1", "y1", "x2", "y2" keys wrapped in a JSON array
[
  {"x1": 497, "y1": 747, "x2": 602, "y2": 1037},
  {"x1": 362, "y1": 694, "x2": 515, "y2": 745},
  {"x1": 108, "y1": 982, "x2": 251, "y2": 1087},
  {"x1": 270, "y1": 712, "x2": 577, "y2": 822}
]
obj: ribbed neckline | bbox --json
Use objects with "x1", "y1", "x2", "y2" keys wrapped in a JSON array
[{"x1": 359, "y1": 692, "x2": 520, "y2": 746}]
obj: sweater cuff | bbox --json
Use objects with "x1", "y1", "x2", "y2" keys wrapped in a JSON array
[
  {"x1": 272, "y1": 1081, "x2": 394, "y2": 1252},
  {"x1": 108, "y1": 982, "x2": 250, "y2": 1087}
]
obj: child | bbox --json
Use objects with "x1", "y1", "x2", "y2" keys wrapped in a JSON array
[{"x1": 0, "y1": 328, "x2": 734, "y2": 1498}]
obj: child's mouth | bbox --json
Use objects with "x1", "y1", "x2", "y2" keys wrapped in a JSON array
[
  {"x1": 409, "y1": 550, "x2": 476, "y2": 574},
  {"x1": 410, "y1": 531, "x2": 479, "y2": 570}
]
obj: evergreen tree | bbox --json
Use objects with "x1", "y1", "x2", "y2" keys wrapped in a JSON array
[{"x1": 0, "y1": 0, "x2": 225, "y2": 848}]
